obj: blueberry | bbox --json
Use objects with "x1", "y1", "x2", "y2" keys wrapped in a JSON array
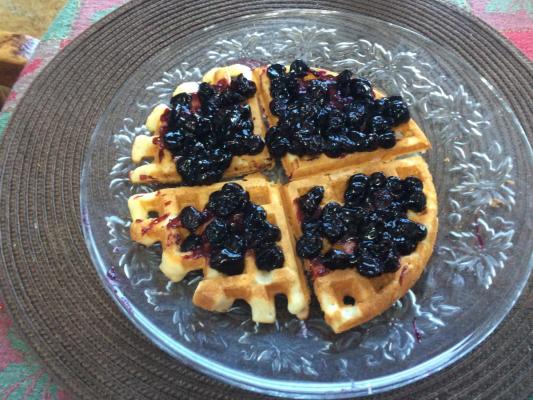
[
  {"x1": 244, "y1": 204, "x2": 267, "y2": 226},
  {"x1": 405, "y1": 191, "x2": 427, "y2": 212},
  {"x1": 390, "y1": 218, "x2": 427, "y2": 242},
  {"x1": 265, "y1": 127, "x2": 291, "y2": 158},
  {"x1": 170, "y1": 92, "x2": 192, "y2": 108},
  {"x1": 369, "y1": 172, "x2": 386, "y2": 189},
  {"x1": 207, "y1": 183, "x2": 249, "y2": 217},
  {"x1": 368, "y1": 115, "x2": 392, "y2": 134},
  {"x1": 230, "y1": 73, "x2": 257, "y2": 98},
  {"x1": 365, "y1": 133, "x2": 380, "y2": 151},
  {"x1": 243, "y1": 134, "x2": 265, "y2": 155},
  {"x1": 378, "y1": 131, "x2": 396, "y2": 149},
  {"x1": 297, "y1": 186, "x2": 324, "y2": 219},
  {"x1": 386, "y1": 176, "x2": 404, "y2": 197},
  {"x1": 210, "y1": 248, "x2": 244, "y2": 275},
  {"x1": 179, "y1": 206, "x2": 205, "y2": 231},
  {"x1": 180, "y1": 234, "x2": 203, "y2": 252},
  {"x1": 356, "y1": 254, "x2": 383, "y2": 277},
  {"x1": 320, "y1": 202, "x2": 346, "y2": 242},
  {"x1": 344, "y1": 102, "x2": 369, "y2": 130},
  {"x1": 344, "y1": 173, "x2": 369, "y2": 206},
  {"x1": 290, "y1": 59, "x2": 310, "y2": 77},
  {"x1": 205, "y1": 218, "x2": 229, "y2": 246},
  {"x1": 198, "y1": 82, "x2": 216, "y2": 103},
  {"x1": 321, "y1": 249, "x2": 359, "y2": 270},
  {"x1": 267, "y1": 64, "x2": 285, "y2": 79},
  {"x1": 403, "y1": 176, "x2": 423, "y2": 192},
  {"x1": 296, "y1": 234, "x2": 323, "y2": 259},
  {"x1": 386, "y1": 96, "x2": 410, "y2": 126},
  {"x1": 255, "y1": 245, "x2": 285, "y2": 271},
  {"x1": 336, "y1": 70, "x2": 352, "y2": 95},
  {"x1": 372, "y1": 98, "x2": 388, "y2": 115},
  {"x1": 349, "y1": 78, "x2": 374, "y2": 100}
]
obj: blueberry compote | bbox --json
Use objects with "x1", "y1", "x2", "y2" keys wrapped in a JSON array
[
  {"x1": 178, "y1": 182, "x2": 284, "y2": 275},
  {"x1": 295, "y1": 173, "x2": 427, "y2": 278},
  {"x1": 161, "y1": 75, "x2": 264, "y2": 185},
  {"x1": 264, "y1": 60, "x2": 410, "y2": 159}
]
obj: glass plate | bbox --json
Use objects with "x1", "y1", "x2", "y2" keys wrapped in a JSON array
[{"x1": 80, "y1": 9, "x2": 533, "y2": 398}]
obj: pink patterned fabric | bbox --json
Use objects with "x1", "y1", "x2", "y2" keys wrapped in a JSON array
[{"x1": 0, "y1": 0, "x2": 530, "y2": 397}]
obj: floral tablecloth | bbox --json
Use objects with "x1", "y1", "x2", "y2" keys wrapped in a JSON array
[{"x1": 0, "y1": 0, "x2": 531, "y2": 398}]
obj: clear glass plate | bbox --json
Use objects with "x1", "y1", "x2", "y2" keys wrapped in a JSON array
[{"x1": 80, "y1": 10, "x2": 533, "y2": 398}]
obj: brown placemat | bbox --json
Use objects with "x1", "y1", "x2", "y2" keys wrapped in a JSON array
[{"x1": 0, "y1": 0, "x2": 531, "y2": 398}]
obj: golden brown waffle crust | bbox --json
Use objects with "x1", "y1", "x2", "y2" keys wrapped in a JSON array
[
  {"x1": 129, "y1": 64, "x2": 272, "y2": 184},
  {"x1": 253, "y1": 66, "x2": 431, "y2": 179},
  {"x1": 281, "y1": 156, "x2": 438, "y2": 333},
  {"x1": 128, "y1": 176, "x2": 310, "y2": 323}
]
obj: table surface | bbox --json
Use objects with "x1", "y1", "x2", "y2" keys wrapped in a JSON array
[{"x1": 0, "y1": 0, "x2": 531, "y2": 398}]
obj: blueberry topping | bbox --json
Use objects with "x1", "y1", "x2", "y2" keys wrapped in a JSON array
[
  {"x1": 255, "y1": 245, "x2": 285, "y2": 271},
  {"x1": 210, "y1": 248, "x2": 244, "y2": 275},
  {"x1": 180, "y1": 234, "x2": 203, "y2": 252},
  {"x1": 264, "y1": 61, "x2": 411, "y2": 159},
  {"x1": 296, "y1": 172, "x2": 428, "y2": 278},
  {"x1": 161, "y1": 74, "x2": 265, "y2": 185},
  {"x1": 179, "y1": 206, "x2": 205, "y2": 231},
  {"x1": 178, "y1": 184, "x2": 286, "y2": 275}
]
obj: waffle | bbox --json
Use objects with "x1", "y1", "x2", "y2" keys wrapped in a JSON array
[
  {"x1": 130, "y1": 64, "x2": 272, "y2": 184},
  {"x1": 253, "y1": 66, "x2": 431, "y2": 179},
  {"x1": 128, "y1": 176, "x2": 310, "y2": 323},
  {"x1": 281, "y1": 156, "x2": 438, "y2": 333}
]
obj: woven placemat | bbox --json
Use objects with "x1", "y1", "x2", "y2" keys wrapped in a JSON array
[{"x1": 0, "y1": 0, "x2": 531, "y2": 398}]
